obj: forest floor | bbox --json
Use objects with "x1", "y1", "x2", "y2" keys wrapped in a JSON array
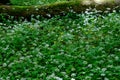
[{"x1": 0, "y1": 0, "x2": 120, "y2": 80}]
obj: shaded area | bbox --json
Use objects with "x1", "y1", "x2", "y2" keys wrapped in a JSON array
[
  {"x1": 0, "y1": 0, "x2": 120, "y2": 18},
  {"x1": 0, "y1": 0, "x2": 10, "y2": 4}
]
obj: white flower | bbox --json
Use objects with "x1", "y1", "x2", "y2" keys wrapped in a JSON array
[
  {"x1": 71, "y1": 78, "x2": 75, "y2": 80},
  {"x1": 35, "y1": 8, "x2": 39, "y2": 11},
  {"x1": 54, "y1": 76, "x2": 63, "y2": 80},
  {"x1": 24, "y1": 69, "x2": 29, "y2": 73},
  {"x1": 20, "y1": 57, "x2": 25, "y2": 60},
  {"x1": 3, "y1": 63, "x2": 7, "y2": 67},
  {"x1": 101, "y1": 73, "x2": 106, "y2": 76},
  {"x1": 47, "y1": 73, "x2": 63, "y2": 80},
  {"x1": 21, "y1": 78, "x2": 27, "y2": 80},
  {"x1": 115, "y1": 56, "x2": 119, "y2": 61},
  {"x1": 104, "y1": 77, "x2": 109, "y2": 80},
  {"x1": 102, "y1": 68, "x2": 107, "y2": 72},
  {"x1": 71, "y1": 73, "x2": 76, "y2": 77},
  {"x1": 8, "y1": 63, "x2": 14, "y2": 67},
  {"x1": 87, "y1": 64, "x2": 92, "y2": 68}
]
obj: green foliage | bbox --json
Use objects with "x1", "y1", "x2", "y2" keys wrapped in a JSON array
[
  {"x1": 10, "y1": 0, "x2": 67, "y2": 5},
  {"x1": 0, "y1": 11, "x2": 120, "y2": 79}
]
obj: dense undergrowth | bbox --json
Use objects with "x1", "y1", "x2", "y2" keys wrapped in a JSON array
[{"x1": 0, "y1": 11, "x2": 120, "y2": 80}]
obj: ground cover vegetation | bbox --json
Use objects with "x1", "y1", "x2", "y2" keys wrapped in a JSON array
[
  {"x1": 0, "y1": 10, "x2": 120, "y2": 80},
  {"x1": 0, "y1": 0, "x2": 120, "y2": 80},
  {"x1": 10, "y1": 0, "x2": 67, "y2": 5}
]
